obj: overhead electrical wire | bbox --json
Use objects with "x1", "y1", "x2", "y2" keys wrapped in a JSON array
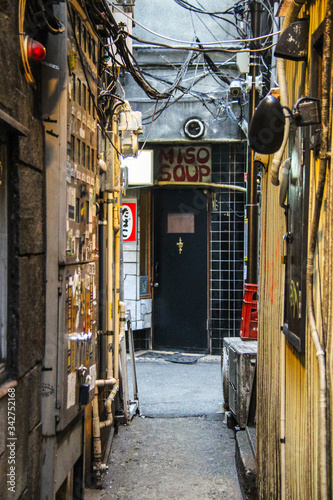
[
  {"x1": 188, "y1": 0, "x2": 247, "y2": 38},
  {"x1": 81, "y1": 0, "x2": 196, "y2": 100},
  {"x1": 110, "y1": 4, "x2": 279, "y2": 46},
  {"x1": 79, "y1": 0, "x2": 276, "y2": 133},
  {"x1": 124, "y1": 32, "x2": 276, "y2": 53}
]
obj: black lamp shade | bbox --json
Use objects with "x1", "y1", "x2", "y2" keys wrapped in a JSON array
[{"x1": 249, "y1": 95, "x2": 285, "y2": 154}]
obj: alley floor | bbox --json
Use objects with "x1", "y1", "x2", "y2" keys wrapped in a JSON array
[{"x1": 85, "y1": 354, "x2": 242, "y2": 500}]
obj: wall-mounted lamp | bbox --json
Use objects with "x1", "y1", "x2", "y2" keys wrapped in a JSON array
[
  {"x1": 293, "y1": 97, "x2": 321, "y2": 126},
  {"x1": 274, "y1": 19, "x2": 309, "y2": 61},
  {"x1": 249, "y1": 95, "x2": 285, "y2": 154},
  {"x1": 249, "y1": 95, "x2": 322, "y2": 154}
]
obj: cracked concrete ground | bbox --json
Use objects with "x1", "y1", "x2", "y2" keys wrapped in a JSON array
[{"x1": 85, "y1": 356, "x2": 242, "y2": 500}]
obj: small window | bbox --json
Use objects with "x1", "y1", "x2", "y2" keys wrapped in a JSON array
[
  {"x1": 91, "y1": 149, "x2": 95, "y2": 173},
  {"x1": 77, "y1": 78, "x2": 81, "y2": 106},
  {"x1": 71, "y1": 74, "x2": 76, "y2": 102},
  {"x1": 92, "y1": 41, "x2": 97, "y2": 65},
  {"x1": 83, "y1": 84, "x2": 86, "y2": 110},
  {"x1": 88, "y1": 92, "x2": 91, "y2": 115},
  {"x1": 77, "y1": 16, "x2": 81, "y2": 45},
  {"x1": 71, "y1": 135, "x2": 75, "y2": 162},
  {"x1": 77, "y1": 138, "x2": 81, "y2": 165},
  {"x1": 86, "y1": 146, "x2": 90, "y2": 170},
  {"x1": 83, "y1": 25, "x2": 87, "y2": 52},
  {"x1": 76, "y1": 198, "x2": 80, "y2": 223},
  {"x1": 88, "y1": 34, "x2": 92, "y2": 59},
  {"x1": 81, "y1": 142, "x2": 85, "y2": 168},
  {"x1": 167, "y1": 213, "x2": 195, "y2": 233}
]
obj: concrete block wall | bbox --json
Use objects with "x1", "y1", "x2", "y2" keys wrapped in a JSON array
[{"x1": 0, "y1": 3, "x2": 45, "y2": 498}]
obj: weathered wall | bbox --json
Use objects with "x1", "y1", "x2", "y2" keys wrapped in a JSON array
[
  {"x1": 257, "y1": 1, "x2": 332, "y2": 498},
  {"x1": 123, "y1": 193, "x2": 152, "y2": 333},
  {"x1": 0, "y1": 2, "x2": 45, "y2": 499}
]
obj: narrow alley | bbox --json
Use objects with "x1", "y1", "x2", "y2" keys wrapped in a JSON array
[
  {"x1": 2, "y1": 1, "x2": 333, "y2": 498},
  {"x1": 85, "y1": 354, "x2": 242, "y2": 500}
]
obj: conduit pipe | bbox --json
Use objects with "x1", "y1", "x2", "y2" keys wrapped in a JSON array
[
  {"x1": 95, "y1": 378, "x2": 117, "y2": 388},
  {"x1": 100, "y1": 384, "x2": 119, "y2": 429},
  {"x1": 280, "y1": 334, "x2": 286, "y2": 500},
  {"x1": 92, "y1": 385, "x2": 108, "y2": 486},
  {"x1": 156, "y1": 180, "x2": 246, "y2": 192},
  {"x1": 270, "y1": 0, "x2": 307, "y2": 186},
  {"x1": 119, "y1": 301, "x2": 126, "y2": 346},
  {"x1": 113, "y1": 204, "x2": 121, "y2": 382},
  {"x1": 119, "y1": 301, "x2": 130, "y2": 422},
  {"x1": 306, "y1": 3, "x2": 333, "y2": 499},
  {"x1": 107, "y1": 192, "x2": 114, "y2": 380}
]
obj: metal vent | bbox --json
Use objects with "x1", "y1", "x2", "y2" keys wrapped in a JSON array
[{"x1": 183, "y1": 118, "x2": 205, "y2": 139}]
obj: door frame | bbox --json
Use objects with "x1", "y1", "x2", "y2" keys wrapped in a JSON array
[{"x1": 151, "y1": 186, "x2": 211, "y2": 352}]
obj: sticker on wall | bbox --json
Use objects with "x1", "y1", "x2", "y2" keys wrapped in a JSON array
[
  {"x1": 140, "y1": 276, "x2": 149, "y2": 296},
  {"x1": 68, "y1": 186, "x2": 76, "y2": 220},
  {"x1": 122, "y1": 202, "x2": 137, "y2": 241},
  {"x1": 89, "y1": 364, "x2": 96, "y2": 390}
]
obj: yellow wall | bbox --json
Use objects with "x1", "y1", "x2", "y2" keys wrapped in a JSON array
[{"x1": 257, "y1": 1, "x2": 332, "y2": 498}]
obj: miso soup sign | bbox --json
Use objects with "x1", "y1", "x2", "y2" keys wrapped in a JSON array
[
  {"x1": 122, "y1": 202, "x2": 137, "y2": 241},
  {"x1": 157, "y1": 146, "x2": 211, "y2": 183}
]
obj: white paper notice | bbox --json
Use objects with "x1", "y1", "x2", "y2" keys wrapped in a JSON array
[{"x1": 67, "y1": 372, "x2": 76, "y2": 409}]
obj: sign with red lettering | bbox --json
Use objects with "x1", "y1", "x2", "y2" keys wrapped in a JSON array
[
  {"x1": 157, "y1": 146, "x2": 212, "y2": 183},
  {"x1": 122, "y1": 202, "x2": 137, "y2": 241}
]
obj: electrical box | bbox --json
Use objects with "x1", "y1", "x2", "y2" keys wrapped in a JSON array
[
  {"x1": 222, "y1": 337, "x2": 257, "y2": 428},
  {"x1": 42, "y1": 0, "x2": 99, "y2": 435}
]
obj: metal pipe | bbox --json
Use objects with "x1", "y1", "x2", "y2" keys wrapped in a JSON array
[
  {"x1": 156, "y1": 181, "x2": 246, "y2": 192},
  {"x1": 270, "y1": 0, "x2": 307, "y2": 186},
  {"x1": 119, "y1": 301, "x2": 129, "y2": 422},
  {"x1": 113, "y1": 205, "x2": 121, "y2": 382},
  {"x1": 280, "y1": 334, "x2": 286, "y2": 500},
  {"x1": 306, "y1": 3, "x2": 333, "y2": 497},
  {"x1": 92, "y1": 385, "x2": 108, "y2": 486},
  {"x1": 100, "y1": 385, "x2": 119, "y2": 429},
  {"x1": 107, "y1": 192, "x2": 114, "y2": 380},
  {"x1": 245, "y1": 0, "x2": 261, "y2": 285},
  {"x1": 95, "y1": 378, "x2": 117, "y2": 387}
]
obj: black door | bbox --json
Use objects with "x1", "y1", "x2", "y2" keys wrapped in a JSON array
[{"x1": 153, "y1": 189, "x2": 208, "y2": 351}]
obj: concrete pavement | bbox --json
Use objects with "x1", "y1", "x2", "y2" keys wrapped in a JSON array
[{"x1": 85, "y1": 353, "x2": 242, "y2": 500}]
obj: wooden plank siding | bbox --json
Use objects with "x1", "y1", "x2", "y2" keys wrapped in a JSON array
[{"x1": 257, "y1": 1, "x2": 332, "y2": 498}]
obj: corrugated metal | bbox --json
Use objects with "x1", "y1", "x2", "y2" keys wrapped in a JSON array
[{"x1": 257, "y1": 1, "x2": 332, "y2": 498}]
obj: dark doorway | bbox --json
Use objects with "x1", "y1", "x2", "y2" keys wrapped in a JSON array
[{"x1": 153, "y1": 189, "x2": 208, "y2": 351}]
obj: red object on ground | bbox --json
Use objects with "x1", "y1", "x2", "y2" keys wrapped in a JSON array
[{"x1": 240, "y1": 283, "x2": 258, "y2": 339}]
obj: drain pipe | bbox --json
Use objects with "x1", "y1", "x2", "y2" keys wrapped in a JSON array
[
  {"x1": 107, "y1": 192, "x2": 115, "y2": 380},
  {"x1": 306, "y1": 3, "x2": 333, "y2": 499},
  {"x1": 280, "y1": 333, "x2": 286, "y2": 500},
  {"x1": 270, "y1": 0, "x2": 307, "y2": 186},
  {"x1": 92, "y1": 385, "x2": 108, "y2": 486},
  {"x1": 100, "y1": 384, "x2": 119, "y2": 429}
]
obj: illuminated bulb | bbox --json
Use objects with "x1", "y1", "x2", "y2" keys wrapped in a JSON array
[{"x1": 27, "y1": 38, "x2": 46, "y2": 61}]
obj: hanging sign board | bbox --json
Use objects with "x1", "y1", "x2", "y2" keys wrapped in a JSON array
[
  {"x1": 156, "y1": 146, "x2": 212, "y2": 183},
  {"x1": 122, "y1": 202, "x2": 137, "y2": 241}
]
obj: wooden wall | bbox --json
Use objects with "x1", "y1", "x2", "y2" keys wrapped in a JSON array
[{"x1": 256, "y1": 1, "x2": 332, "y2": 498}]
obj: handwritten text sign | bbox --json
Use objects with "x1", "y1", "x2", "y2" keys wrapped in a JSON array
[{"x1": 157, "y1": 146, "x2": 211, "y2": 183}]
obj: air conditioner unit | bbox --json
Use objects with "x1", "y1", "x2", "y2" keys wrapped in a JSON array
[{"x1": 222, "y1": 337, "x2": 257, "y2": 428}]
